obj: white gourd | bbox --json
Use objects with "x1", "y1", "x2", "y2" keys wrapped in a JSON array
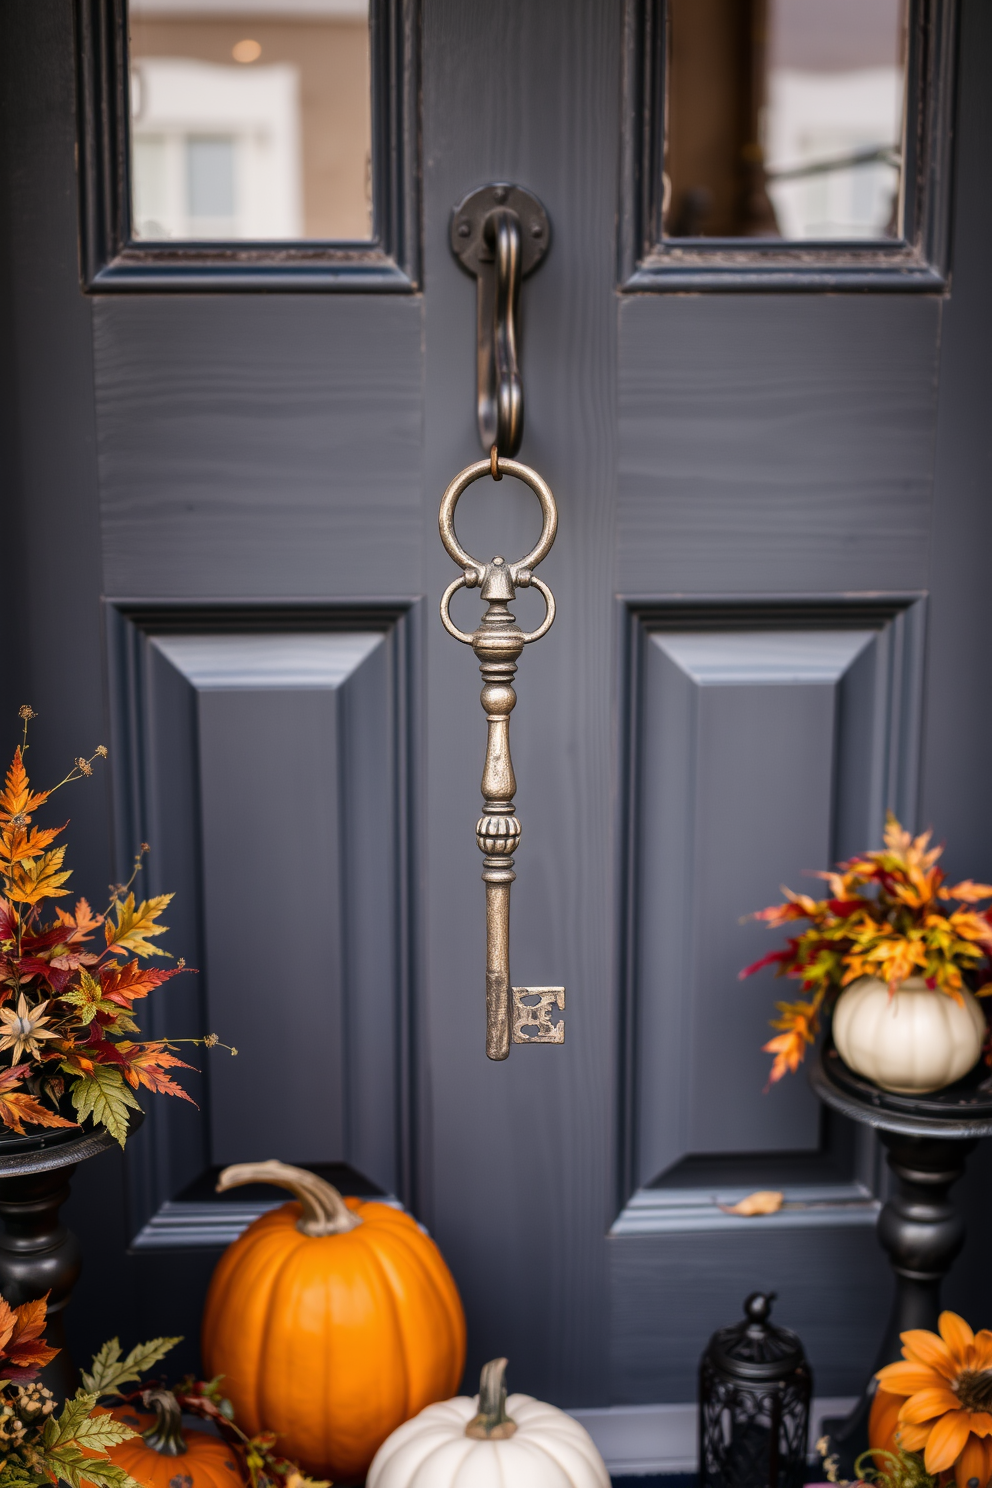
[
  {"x1": 367, "y1": 1358, "x2": 610, "y2": 1488},
  {"x1": 832, "y1": 975, "x2": 986, "y2": 1094}
]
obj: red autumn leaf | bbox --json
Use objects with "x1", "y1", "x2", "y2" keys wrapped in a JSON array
[
  {"x1": 19, "y1": 925, "x2": 75, "y2": 954},
  {"x1": 739, "y1": 948, "x2": 793, "y2": 980},
  {"x1": 74, "y1": 1038, "x2": 130, "y2": 1069},
  {"x1": 14, "y1": 956, "x2": 54, "y2": 981},
  {"x1": 99, "y1": 960, "x2": 183, "y2": 1008}
]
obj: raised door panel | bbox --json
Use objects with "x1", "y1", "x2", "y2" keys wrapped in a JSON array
[
  {"x1": 631, "y1": 605, "x2": 925, "y2": 1189},
  {"x1": 107, "y1": 606, "x2": 417, "y2": 1241}
]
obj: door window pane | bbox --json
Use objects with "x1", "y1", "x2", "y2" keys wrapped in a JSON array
[
  {"x1": 127, "y1": 0, "x2": 373, "y2": 242},
  {"x1": 664, "y1": 0, "x2": 908, "y2": 240}
]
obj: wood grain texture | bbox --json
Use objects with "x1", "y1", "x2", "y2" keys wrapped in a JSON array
[
  {"x1": 609, "y1": 1224, "x2": 891, "y2": 1403},
  {"x1": 420, "y1": 0, "x2": 619, "y2": 1408},
  {"x1": 618, "y1": 294, "x2": 941, "y2": 595},
  {"x1": 94, "y1": 295, "x2": 423, "y2": 598}
]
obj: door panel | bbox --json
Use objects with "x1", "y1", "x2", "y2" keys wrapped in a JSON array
[
  {"x1": 106, "y1": 604, "x2": 418, "y2": 1237},
  {"x1": 632, "y1": 606, "x2": 925, "y2": 1186}
]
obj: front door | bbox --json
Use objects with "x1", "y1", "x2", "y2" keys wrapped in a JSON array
[{"x1": 2, "y1": 0, "x2": 990, "y2": 1452}]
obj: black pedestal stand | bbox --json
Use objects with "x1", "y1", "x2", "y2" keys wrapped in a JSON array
[
  {"x1": 0, "y1": 1123, "x2": 119, "y2": 1401},
  {"x1": 810, "y1": 1046, "x2": 992, "y2": 1477}
]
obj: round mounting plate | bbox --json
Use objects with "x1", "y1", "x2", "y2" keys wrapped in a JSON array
[{"x1": 450, "y1": 183, "x2": 551, "y2": 278}]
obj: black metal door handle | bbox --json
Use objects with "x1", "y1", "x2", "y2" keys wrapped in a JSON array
[{"x1": 450, "y1": 183, "x2": 550, "y2": 457}]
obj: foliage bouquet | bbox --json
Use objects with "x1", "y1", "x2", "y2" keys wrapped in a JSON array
[
  {"x1": 0, "y1": 1293, "x2": 144, "y2": 1488},
  {"x1": 0, "y1": 710, "x2": 227, "y2": 1145},
  {"x1": 740, "y1": 814, "x2": 992, "y2": 1086}
]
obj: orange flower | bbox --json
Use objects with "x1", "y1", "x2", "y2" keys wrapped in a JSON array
[{"x1": 875, "y1": 1312, "x2": 992, "y2": 1488}]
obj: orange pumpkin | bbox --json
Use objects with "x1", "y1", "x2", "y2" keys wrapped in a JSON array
[
  {"x1": 87, "y1": 1393, "x2": 243, "y2": 1488},
  {"x1": 201, "y1": 1161, "x2": 467, "y2": 1485}
]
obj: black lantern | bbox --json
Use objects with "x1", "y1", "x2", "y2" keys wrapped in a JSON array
[{"x1": 699, "y1": 1292, "x2": 812, "y2": 1488}]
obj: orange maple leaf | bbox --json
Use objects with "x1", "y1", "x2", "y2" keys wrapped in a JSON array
[
  {"x1": 0, "y1": 750, "x2": 49, "y2": 824},
  {"x1": 942, "y1": 880, "x2": 992, "y2": 903},
  {"x1": 0, "y1": 1293, "x2": 60, "y2": 1379},
  {"x1": 763, "y1": 1030, "x2": 808, "y2": 1084},
  {"x1": 54, "y1": 897, "x2": 105, "y2": 941},
  {"x1": 116, "y1": 1042, "x2": 197, "y2": 1103},
  {"x1": 0, "y1": 822, "x2": 65, "y2": 874},
  {"x1": 0, "y1": 1063, "x2": 77, "y2": 1137}
]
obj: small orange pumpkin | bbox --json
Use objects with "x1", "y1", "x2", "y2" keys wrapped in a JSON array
[
  {"x1": 201, "y1": 1161, "x2": 467, "y2": 1485},
  {"x1": 89, "y1": 1392, "x2": 243, "y2": 1488}
]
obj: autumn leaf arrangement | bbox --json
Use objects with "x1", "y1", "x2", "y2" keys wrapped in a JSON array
[
  {"x1": 0, "y1": 1291, "x2": 141, "y2": 1488},
  {"x1": 0, "y1": 709, "x2": 232, "y2": 1145},
  {"x1": 0, "y1": 1294, "x2": 324, "y2": 1488},
  {"x1": 740, "y1": 814, "x2": 992, "y2": 1086}
]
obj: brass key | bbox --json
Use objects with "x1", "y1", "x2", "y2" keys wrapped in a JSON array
[{"x1": 439, "y1": 452, "x2": 565, "y2": 1059}]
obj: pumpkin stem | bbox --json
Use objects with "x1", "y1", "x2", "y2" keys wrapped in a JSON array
[
  {"x1": 140, "y1": 1389, "x2": 187, "y2": 1456},
  {"x1": 465, "y1": 1358, "x2": 517, "y2": 1440},
  {"x1": 215, "y1": 1160, "x2": 362, "y2": 1237}
]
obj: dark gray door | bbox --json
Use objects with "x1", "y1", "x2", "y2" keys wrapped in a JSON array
[{"x1": 2, "y1": 0, "x2": 991, "y2": 1454}]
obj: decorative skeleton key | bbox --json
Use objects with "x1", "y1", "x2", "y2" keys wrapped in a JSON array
[{"x1": 439, "y1": 451, "x2": 565, "y2": 1060}]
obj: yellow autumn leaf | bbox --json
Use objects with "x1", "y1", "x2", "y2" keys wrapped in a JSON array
[
  {"x1": 6, "y1": 845, "x2": 72, "y2": 905},
  {"x1": 719, "y1": 1191, "x2": 784, "y2": 1217},
  {"x1": 105, "y1": 892, "x2": 174, "y2": 958}
]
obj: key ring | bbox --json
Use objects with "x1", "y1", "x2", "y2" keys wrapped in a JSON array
[{"x1": 438, "y1": 453, "x2": 558, "y2": 645}]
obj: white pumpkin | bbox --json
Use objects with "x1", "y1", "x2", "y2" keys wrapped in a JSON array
[
  {"x1": 367, "y1": 1358, "x2": 610, "y2": 1488},
  {"x1": 833, "y1": 975, "x2": 986, "y2": 1093}
]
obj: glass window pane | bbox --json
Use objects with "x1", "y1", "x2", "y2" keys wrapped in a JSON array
[
  {"x1": 664, "y1": 0, "x2": 908, "y2": 241},
  {"x1": 127, "y1": 0, "x2": 372, "y2": 242}
]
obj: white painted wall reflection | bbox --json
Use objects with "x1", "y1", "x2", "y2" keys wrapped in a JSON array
[{"x1": 128, "y1": 0, "x2": 372, "y2": 241}]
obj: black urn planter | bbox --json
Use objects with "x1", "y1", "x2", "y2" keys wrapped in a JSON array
[
  {"x1": 0, "y1": 1112, "x2": 142, "y2": 1401},
  {"x1": 811, "y1": 1044, "x2": 992, "y2": 1475}
]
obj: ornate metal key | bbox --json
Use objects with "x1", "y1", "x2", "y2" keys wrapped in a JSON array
[{"x1": 439, "y1": 452, "x2": 565, "y2": 1060}]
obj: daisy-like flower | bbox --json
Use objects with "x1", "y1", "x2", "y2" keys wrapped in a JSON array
[
  {"x1": 874, "y1": 1311, "x2": 992, "y2": 1488},
  {"x1": 0, "y1": 996, "x2": 57, "y2": 1064}
]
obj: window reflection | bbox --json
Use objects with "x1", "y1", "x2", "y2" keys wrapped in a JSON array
[
  {"x1": 664, "y1": 0, "x2": 908, "y2": 241},
  {"x1": 127, "y1": 0, "x2": 372, "y2": 242}
]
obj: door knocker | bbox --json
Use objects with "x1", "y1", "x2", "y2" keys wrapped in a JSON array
[{"x1": 439, "y1": 452, "x2": 565, "y2": 1060}]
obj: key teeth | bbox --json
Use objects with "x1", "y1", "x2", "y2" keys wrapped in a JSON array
[{"x1": 512, "y1": 987, "x2": 565, "y2": 1044}]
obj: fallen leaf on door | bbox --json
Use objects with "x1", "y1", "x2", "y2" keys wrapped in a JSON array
[{"x1": 718, "y1": 1190, "x2": 784, "y2": 1216}]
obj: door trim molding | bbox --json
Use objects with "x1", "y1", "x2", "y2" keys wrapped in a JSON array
[
  {"x1": 75, "y1": 0, "x2": 421, "y2": 291},
  {"x1": 619, "y1": 0, "x2": 957, "y2": 292},
  {"x1": 567, "y1": 1398, "x2": 857, "y2": 1474}
]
